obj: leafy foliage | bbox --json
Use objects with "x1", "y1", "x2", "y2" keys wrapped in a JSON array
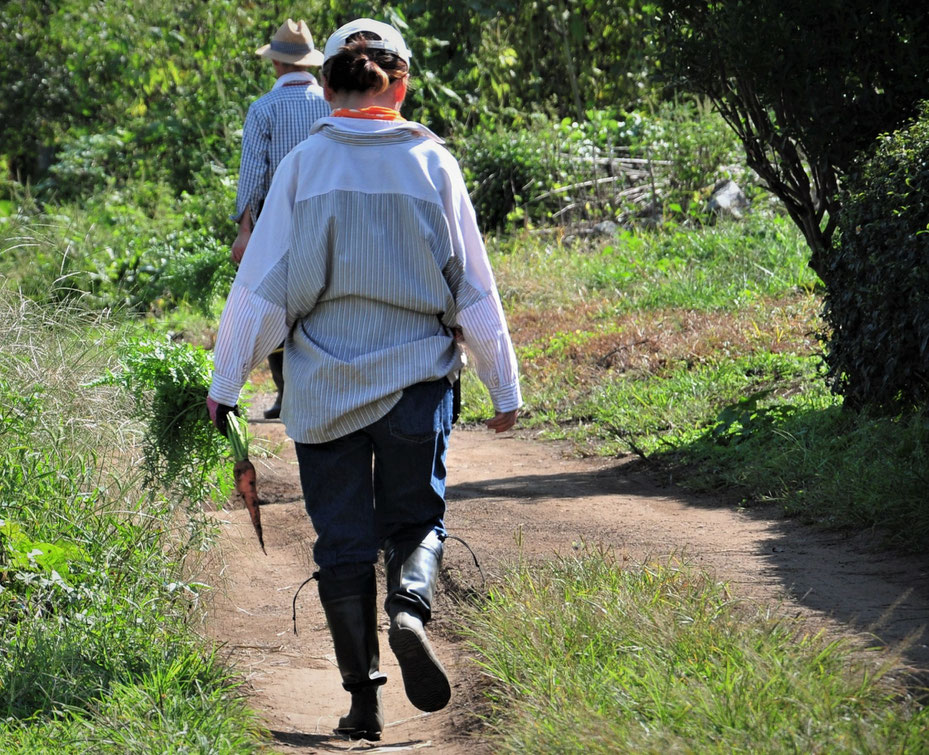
[
  {"x1": 456, "y1": 103, "x2": 743, "y2": 231},
  {"x1": 823, "y1": 106, "x2": 929, "y2": 411},
  {"x1": 106, "y1": 338, "x2": 229, "y2": 502},
  {"x1": 3, "y1": 0, "x2": 667, "y2": 194},
  {"x1": 368, "y1": 0, "x2": 662, "y2": 130},
  {"x1": 1, "y1": 0, "x2": 272, "y2": 192},
  {"x1": 460, "y1": 122, "x2": 567, "y2": 230}
]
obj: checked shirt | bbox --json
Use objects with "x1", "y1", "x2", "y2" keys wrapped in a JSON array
[{"x1": 233, "y1": 71, "x2": 330, "y2": 224}]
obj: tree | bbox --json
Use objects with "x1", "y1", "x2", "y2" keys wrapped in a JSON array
[
  {"x1": 358, "y1": 0, "x2": 662, "y2": 131},
  {"x1": 656, "y1": 0, "x2": 929, "y2": 280}
]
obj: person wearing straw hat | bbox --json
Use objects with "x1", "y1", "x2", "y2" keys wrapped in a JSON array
[
  {"x1": 231, "y1": 18, "x2": 330, "y2": 419},
  {"x1": 208, "y1": 17, "x2": 521, "y2": 741}
]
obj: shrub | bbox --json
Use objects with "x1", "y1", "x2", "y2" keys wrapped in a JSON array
[
  {"x1": 39, "y1": 130, "x2": 134, "y2": 202},
  {"x1": 455, "y1": 104, "x2": 751, "y2": 233},
  {"x1": 824, "y1": 104, "x2": 929, "y2": 410},
  {"x1": 457, "y1": 121, "x2": 567, "y2": 231},
  {"x1": 631, "y1": 99, "x2": 750, "y2": 217}
]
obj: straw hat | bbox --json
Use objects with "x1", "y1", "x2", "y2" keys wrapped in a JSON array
[{"x1": 256, "y1": 19, "x2": 324, "y2": 67}]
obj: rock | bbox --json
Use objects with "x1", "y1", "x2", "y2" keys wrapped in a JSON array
[
  {"x1": 706, "y1": 179, "x2": 750, "y2": 220},
  {"x1": 593, "y1": 220, "x2": 619, "y2": 237}
]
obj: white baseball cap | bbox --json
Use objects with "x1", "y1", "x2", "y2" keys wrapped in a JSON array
[{"x1": 322, "y1": 18, "x2": 412, "y2": 66}]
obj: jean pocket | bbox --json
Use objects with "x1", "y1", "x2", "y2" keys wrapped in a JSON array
[{"x1": 388, "y1": 380, "x2": 450, "y2": 443}]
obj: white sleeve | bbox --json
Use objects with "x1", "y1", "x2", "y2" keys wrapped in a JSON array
[
  {"x1": 209, "y1": 151, "x2": 298, "y2": 406},
  {"x1": 440, "y1": 157, "x2": 522, "y2": 412}
]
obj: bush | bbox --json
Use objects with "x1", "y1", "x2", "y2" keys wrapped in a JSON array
[
  {"x1": 632, "y1": 99, "x2": 750, "y2": 217},
  {"x1": 457, "y1": 120, "x2": 568, "y2": 231},
  {"x1": 824, "y1": 105, "x2": 929, "y2": 410},
  {"x1": 455, "y1": 104, "x2": 751, "y2": 233},
  {"x1": 39, "y1": 130, "x2": 133, "y2": 201}
]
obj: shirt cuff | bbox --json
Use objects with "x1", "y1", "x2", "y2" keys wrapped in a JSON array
[
  {"x1": 208, "y1": 372, "x2": 243, "y2": 407},
  {"x1": 488, "y1": 381, "x2": 522, "y2": 413}
]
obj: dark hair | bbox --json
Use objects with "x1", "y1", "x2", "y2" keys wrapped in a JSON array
[{"x1": 321, "y1": 32, "x2": 409, "y2": 95}]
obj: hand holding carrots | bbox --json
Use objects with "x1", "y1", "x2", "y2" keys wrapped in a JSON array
[
  {"x1": 207, "y1": 396, "x2": 239, "y2": 436},
  {"x1": 206, "y1": 396, "x2": 267, "y2": 554}
]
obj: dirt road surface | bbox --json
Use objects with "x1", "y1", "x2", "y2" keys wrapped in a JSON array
[{"x1": 202, "y1": 400, "x2": 929, "y2": 753}]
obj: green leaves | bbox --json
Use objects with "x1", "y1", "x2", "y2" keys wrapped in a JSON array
[
  {"x1": 0, "y1": 519, "x2": 88, "y2": 593},
  {"x1": 825, "y1": 104, "x2": 929, "y2": 411},
  {"x1": 226, "y1": 413, "x2": 250, "y2": 464},
  {"x1": 107, "y1": 337, "x2": 229, "y2": 502}
]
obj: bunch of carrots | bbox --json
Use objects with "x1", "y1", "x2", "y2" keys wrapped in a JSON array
[{"x1": 109, "y1": 339, "x2": 267, "y2": 551}]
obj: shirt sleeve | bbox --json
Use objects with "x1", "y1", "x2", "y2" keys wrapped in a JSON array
[
  {"x1": 210, "y1": 150, "x2": 298, "y2": 406},
  {"x1": 233, "y1": 103, "x2": 272, "y2": 224},
  {"x1": 439, "y1": 157, "x2": 522, "y2": 413}
]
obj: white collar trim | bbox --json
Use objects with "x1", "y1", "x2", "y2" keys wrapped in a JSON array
[
  {"x1": 309, "y1": 116, "x2": 444, "y2": 144},
  {"x1": 272, "y1": 71, "x2": 318, "y2": 91}
]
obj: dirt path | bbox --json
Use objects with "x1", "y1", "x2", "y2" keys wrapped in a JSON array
[{"x1": 201, "y1": 398, "x2": 929, "y2": 753}]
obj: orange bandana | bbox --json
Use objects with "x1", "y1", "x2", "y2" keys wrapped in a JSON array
[{"x1": 331, "y1": 106, "x2": 406, "y2": 122}]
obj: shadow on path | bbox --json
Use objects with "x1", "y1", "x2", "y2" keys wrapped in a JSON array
[{"x1": 446, "y1": 455, "x2": 929, "y2": 685}]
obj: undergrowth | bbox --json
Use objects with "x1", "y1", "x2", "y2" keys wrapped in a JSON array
[{"x1": 0, "y1": 291, "x2": 261, "y2": 751}]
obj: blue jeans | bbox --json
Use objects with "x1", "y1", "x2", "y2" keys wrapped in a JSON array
[{"x1": 295, "y1": 379, "x2": 453, "y2": 569}]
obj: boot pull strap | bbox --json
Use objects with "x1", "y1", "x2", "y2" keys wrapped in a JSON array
[
  {"x1": 292, "y1": 571, "x2": 319, "y2": 635},
  {"x1": 440, "y1": 533, "x2": 486, "y2": 590}
]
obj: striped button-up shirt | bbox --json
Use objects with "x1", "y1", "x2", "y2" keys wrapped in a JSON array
[
  {"x1": 233, "y1": 71, "x2": 331, "y2": 224},
  {"x1": 210, "y1": 117, "x2": 522, "y2": 444}
]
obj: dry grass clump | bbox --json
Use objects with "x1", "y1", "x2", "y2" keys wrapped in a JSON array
[{"x1": 510, "y1": 293, "x2": 821, "y2": 387}]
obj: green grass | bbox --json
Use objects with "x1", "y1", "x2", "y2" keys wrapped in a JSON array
[
  {"x1": 476, "y1": 212, "x2": 929, "y2": 549},
  {"x1": 0, "y1": 191, "x2": 233, "y2": 315},
  {"x1": 465, "y1": 550, "x2": 929, "y2": 753},
  {"x1": 660, "y1": 404, "x2": 929, "y2": 549},
  {"x1": 582, "y1": 353, "x2": 828, "y2": 454},
  {"x1": 489, "y1": 213, "x2": 817, "y2": 312},
  {"x1": 0, "y1": 292, "x2": 262, "y2": 750}
]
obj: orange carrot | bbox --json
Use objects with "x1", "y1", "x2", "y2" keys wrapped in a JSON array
[
  {"x1": 234, "y1": 457, "x2": 266, "y2": 554},
  {"x1": 227, "y1": 414, "x2": 267, "y2": 554}
]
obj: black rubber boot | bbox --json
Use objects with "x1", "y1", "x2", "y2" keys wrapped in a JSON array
[
  {"x1": 264, "y1": 347, "x2": 284, "y2": 419},
  {"x1": 318, "y1": 564, "x2": 386, "y2": 740},
  {"x1": 384, "y1": 530, "x2": 451, "y2": 713}
]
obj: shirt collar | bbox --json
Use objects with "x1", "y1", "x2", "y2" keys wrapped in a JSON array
[
  {"x1": 272, "y1": 70, "x2": 318, "y2": 90},
  {"x1": 309, "y1": 116, "x2": 444, "y2": 144}
]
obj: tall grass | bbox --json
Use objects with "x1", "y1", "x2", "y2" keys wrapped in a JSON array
[
  {"x1": 489, "y1": 213, "x2": 817, "y2": 312},
  {"x1": 0, "y1": 289, "x2": 261, "y2": 751},
  {"x1": 465, "y1": 550, "x2": 929, "y2": 753}
]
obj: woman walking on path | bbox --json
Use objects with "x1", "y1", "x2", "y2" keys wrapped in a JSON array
[{"x1": 207, "y1": 18, "x2": 521, "y2": 742}]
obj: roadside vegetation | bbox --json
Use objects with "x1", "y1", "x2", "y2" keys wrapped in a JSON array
[
  {"x1": 459, "y1": 212, "x2": 929, "y2": 552},
  {"x1": 0, "y1": 293, "x2": 259, "y2": 751},
  {"x1": 3, "y1": 0, "x2": 928, "y2": 750},
  {"x1": 464, "y1": 550, "x2": 929, "y2": 753}
]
